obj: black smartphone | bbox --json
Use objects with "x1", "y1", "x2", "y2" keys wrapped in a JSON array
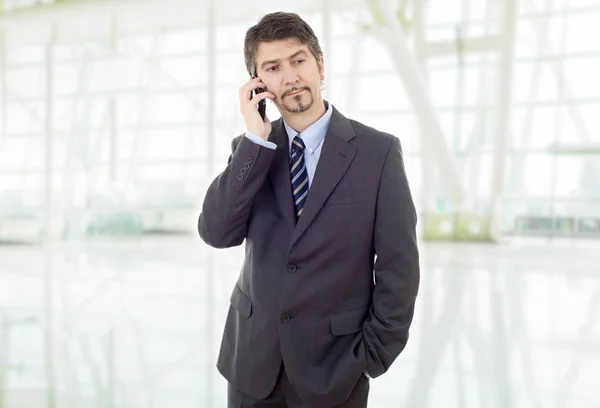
[{"x1": 252, "y1": 72, "x2": 267, "y2": 121}]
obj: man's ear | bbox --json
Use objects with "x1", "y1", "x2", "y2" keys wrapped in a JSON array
[{"x1": 319, "y1": 56, "x2": 325, "y2": 81}]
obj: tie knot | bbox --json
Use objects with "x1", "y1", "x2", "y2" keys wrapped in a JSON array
[{"x1": 292, "y1": 135, "x2": 305, "y2": 152}]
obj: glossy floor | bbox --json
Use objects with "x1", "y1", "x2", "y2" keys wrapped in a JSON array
[{"x1": 0, "y1": 235, "x2": 598, "y2": 407}]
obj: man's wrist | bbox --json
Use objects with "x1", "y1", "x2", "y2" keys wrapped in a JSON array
[{"x1": 245, "y1": 132, "x2": 276, "y2": 149}]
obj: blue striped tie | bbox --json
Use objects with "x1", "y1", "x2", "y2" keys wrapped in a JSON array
[{"x1": 289, "y1": 135, "x2": 309, "y2": 221}]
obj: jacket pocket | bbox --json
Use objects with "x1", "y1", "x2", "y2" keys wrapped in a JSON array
[
  {"x1": 325, "y1": 190, "x2": 371, "y2": 206},
  {"x1": 330, "y1": 306, "x2": 369, "y2": 336},
  {"x1": 230, "y1": 284, "x2": 252, "y2": 318}
]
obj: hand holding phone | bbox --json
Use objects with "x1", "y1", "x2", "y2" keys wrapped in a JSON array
[
  {"x1": 252, "y1": 73, "x2": 267, "y2": 121},
  {"x1": 239, "y1": 75, "x2": 273, "y2": 141}
]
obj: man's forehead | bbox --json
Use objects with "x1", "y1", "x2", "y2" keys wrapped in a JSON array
[{"x1": 256, "y1": 39, "x2": 309, "y2": 61}]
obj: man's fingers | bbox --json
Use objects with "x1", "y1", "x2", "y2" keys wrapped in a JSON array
[
  {"x1": 248, "y1": 92, "x2": 274, "y2": 106},
  {"x1": 240, "y1": 80, "x2": 267, "y2": 97}
]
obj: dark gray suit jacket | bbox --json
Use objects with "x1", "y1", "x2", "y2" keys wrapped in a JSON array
[{"x1": 198, "y1": 105, "x2": 419, "y2": 407}]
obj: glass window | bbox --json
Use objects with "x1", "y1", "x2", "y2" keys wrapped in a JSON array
[
  {"x1": 216, "y1": 52, "x2": 247, "y2": 83},
  {"x1": 428, "y1": 68, "x2": 458, "y2": 107},
  {"x1": 563, "y1": 57, "x2": 600, "y2": 98},
  {"x1": 427, "y1": 0, "x2": 466, "y2": 25},
  {"x1": 216, "y1": 23, "x2": 248, "y2": 52},
  {"x1": 6, "y1": 67, "x2": 44, "y2": 99},
  {"x1": 516, "y1": 16, "x2": 566, "y2": 58},
  {"x1": 521, "y1": 153, "x2": 555, "y2": 197},
  {"x1": 332, "y1": 14, "x2": 358, "y2": 38},
  {"x1": 54, "y1": 63, "x2": 82, "y2": 97},
  {"x1": 511, "y1": 106, "x2": 561, "y2": 148},
  {"x1": 359, "y1": 37, "x2": 394, "y2": 73},
  {"x1": 90, "y1": 58, "x2": 140, "y2": 91},
  {"x1": 142, "y1": 94, "x2": 205, "y2": 124},
  {"x1": 572, "y1": 104, "x2": 600, "y2": 141},
  {"x1": 130, "y1": 128, "x2": 199, "y2": 160},
  {"x1": 355, "y1": 73, "x2": 410, "y2": 112},
  {"x1": 6, "y1": 102, "x2": 44, "y2": 134},
  {"x1": 5, "y1": 45, "x2": 44, "y2": 65},
  {"x1": 566, "y1": 11, "x2": 600, "y2": 53},
  {"x1": 553, "y1": 156, "x2": 585, "y2": 196},
  {"x1": 161, "y1": 29, "x2": 206, "y2": 55},
  {"x1": 514, "y1": 62, "x2": 559, "y2": 102},
  {"x1": 159, "y1": 56, "x2": 208, "y2": 88},
  {"x1": 329, "y1": 39, "x2": 354, "y2": 75}
]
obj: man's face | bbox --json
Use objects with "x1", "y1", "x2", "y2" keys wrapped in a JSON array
[{"x1": 254, "y1": 38, "x2": 325, "y2": 115}]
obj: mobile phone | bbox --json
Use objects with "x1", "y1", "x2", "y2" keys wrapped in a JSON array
[{"x1": 252, "y1": 72, "x2": 267, "y2": 121}]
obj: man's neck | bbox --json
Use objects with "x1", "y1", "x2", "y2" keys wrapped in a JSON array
[{"x1": 281, "y1": 100, "x2": 327, "y2": 134}]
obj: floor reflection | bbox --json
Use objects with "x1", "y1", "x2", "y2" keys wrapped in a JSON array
[{"x1": 0, "y1": 236, "x2": 598, "y2": 407}]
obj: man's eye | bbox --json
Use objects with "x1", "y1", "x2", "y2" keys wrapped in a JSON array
[
  {"x1": 295, "y1": 60, "x2": 305, "y2": 64},
  {"x1": 267, "y1": 66, "x2": 278, "y2": 71}
]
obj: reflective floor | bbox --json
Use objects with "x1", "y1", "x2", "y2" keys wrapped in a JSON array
[{"x1": 0, "y1": 235, "x2": 599, "y2": 407}]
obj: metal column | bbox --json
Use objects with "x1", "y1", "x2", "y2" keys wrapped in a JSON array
[
  {"x1": 44, "y1": 24, "x2": 57, "y2": 239},
  {"x1": 322, "y1": 0, "x2": 332, "y2": 100},
  {"x1": 43, "y1": 22, "x2": 57, "y2": 408},
  {"x1": 489, "y1": 0, "x2": 518, "y2": 238},
  {"x1": 109, "y1": 13, "x2": 118, "y2": 184},
  {"x1": 205, "y1": 0, "x2": 217, "y2": 406},
  {"x1": 0, "y1": 29, "x2": 6, "y2": 146}
]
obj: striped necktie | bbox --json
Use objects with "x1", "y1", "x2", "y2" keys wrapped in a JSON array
[{"x1": 289, "y1": 135, "x2": 309, "y2": 221}]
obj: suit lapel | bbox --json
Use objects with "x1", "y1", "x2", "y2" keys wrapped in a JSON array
[
  {"x1": 289, "y1": 107, "x2": 357, "y2": 248},
  {"x1": 267, "y1": 119, "x2": 296, "y2": 234}
]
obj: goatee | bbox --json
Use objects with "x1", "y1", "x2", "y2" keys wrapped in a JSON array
[{"x1": 282, "y1": 88, "x2": 313, "y2": 113}]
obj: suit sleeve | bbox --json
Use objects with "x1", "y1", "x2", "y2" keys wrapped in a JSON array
[
  {"x1": 362, "y1": 136, "x2": 420, "y2": 378},
  {"x1": 198, "y1": 135, "x2": 276, "y2": 248}
]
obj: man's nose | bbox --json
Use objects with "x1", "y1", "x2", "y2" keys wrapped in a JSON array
[{"x1": 282, "y1": 66, "x2": 300, "y2": 85}]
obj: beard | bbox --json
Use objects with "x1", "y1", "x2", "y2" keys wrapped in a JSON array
[{"x1": 279, "y1": 86, "x2": 313, "y2": 114}]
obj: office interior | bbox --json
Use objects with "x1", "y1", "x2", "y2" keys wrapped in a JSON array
[{"x1": 0, "y1": 0, "x2": 599, "y2": 407}]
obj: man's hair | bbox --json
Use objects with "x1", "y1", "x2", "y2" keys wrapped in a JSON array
[{"x1": 244, "y1": 12, "x2": 323, "y2": 75}]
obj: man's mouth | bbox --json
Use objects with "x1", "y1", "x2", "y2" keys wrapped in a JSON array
[{"x1": 286, "y1": 89, "x2": 305, "y2": 97}]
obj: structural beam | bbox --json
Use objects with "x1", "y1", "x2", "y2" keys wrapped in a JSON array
[
  {"x1": 109, "y1": 13, "x2": 118, "y2": 184},
  {"x1": 44, "y1": 25, "x2": 56, "y2": 237},
  {"x1": 0, "y1": 29, "x2": 5, "y2": 146},
  {"x1": 489, "y1": 0, "x2": 518, "y2": 239},
  {"x1": 205, "y1": 0, "x2": 216, "y2": 406},
  {"x1": 0, "y1": 316, "x2": 7, "y2": 408},
  {"x1": 322, "y1": 0, "x2": 332, "y2": 101},
  {"x1": 43, "y1": 23, "x2": 57, "y2": 408},
  {"x1": 424, "y1": 35, "x2": 503, "y2": 57}
]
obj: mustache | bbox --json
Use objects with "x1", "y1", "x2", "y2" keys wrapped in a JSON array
[{"x1": 282, "y1": 86, "x2": 310, "y2": 98}]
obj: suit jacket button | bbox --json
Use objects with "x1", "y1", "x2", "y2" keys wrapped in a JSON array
[
  {"x1": 287, "y1": 264, "x2": 297, "y2": 273},
  {"x1": 281, "y1": 314, "x2": 291, "y2": 323},
  {"x1": 243, "y1": 163, "x2": 251, "y2": 170},
  {"x1": 246, "y1": 156, "x2": 253, "y2": 163},
  {"x1": 236, "y1": 174, "x2": 243, "y2": 181}
]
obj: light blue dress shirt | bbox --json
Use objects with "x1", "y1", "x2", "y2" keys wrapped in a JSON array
[{"x1": 244, "y1": 102, "x2": 333, "y2": 188}]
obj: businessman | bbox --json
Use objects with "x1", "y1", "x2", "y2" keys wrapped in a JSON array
[{"x1": 198, "y1": 12, "x2": 420, "y2": 408}]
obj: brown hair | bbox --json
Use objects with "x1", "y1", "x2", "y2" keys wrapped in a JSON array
[{"x1": 244, "y1": 12, "x2": 323, "y2": 75}]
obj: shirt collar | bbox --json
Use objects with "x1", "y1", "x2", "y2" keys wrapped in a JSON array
[{"x1": 284, "y1": 101, "x2": 333, "y2": 156}]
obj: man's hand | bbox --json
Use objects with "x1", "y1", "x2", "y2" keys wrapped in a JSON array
[{"x1": 239, "y1": 76, "x2": 275, "y2": 141}]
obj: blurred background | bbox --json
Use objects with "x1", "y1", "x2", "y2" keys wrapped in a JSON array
[{"x1": 0, "y1": 0, "x2": 599, "y2": 407}]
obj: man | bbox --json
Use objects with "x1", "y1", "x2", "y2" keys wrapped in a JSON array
[{"x1": 198, "y1": 11, "x2": 419, "y2": 408}]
